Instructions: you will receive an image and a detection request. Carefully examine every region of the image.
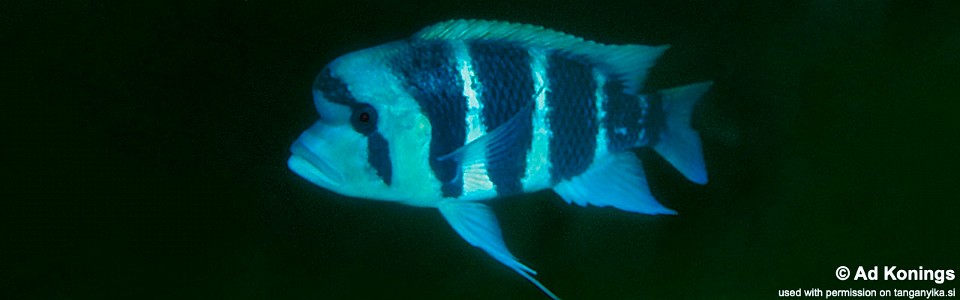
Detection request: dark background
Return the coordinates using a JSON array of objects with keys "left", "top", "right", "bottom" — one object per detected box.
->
[{"left": 6, "top": 0, "right": 959, "bottom": 298}]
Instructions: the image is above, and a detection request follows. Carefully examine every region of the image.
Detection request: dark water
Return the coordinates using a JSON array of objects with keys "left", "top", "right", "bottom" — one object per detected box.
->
[{"left": 7, "top": 0, "right": 959, "bottom": 299}]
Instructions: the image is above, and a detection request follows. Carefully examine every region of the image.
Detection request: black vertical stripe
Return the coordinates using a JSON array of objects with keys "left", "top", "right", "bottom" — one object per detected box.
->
[
  {"left": 469, "top": 41, "right": 533, "bottom": 197},
  {"left": 313, "top": 67, "right": 359, "bottom": 106},
  {"left": 367, "top": 132, "right": 392, "bottom": 185},
  {"left": 604, "top": 81, "right": 663, "bottom": 151},
  {"left": 604, "top": 80, "right": 644, "bottom": 151},
  {"left": 644, "top": 93, "right": 665, "bottom": 146},
  {"left": 391, "top": 41, "right": 465, "bottom": 198},
  {"left": 546, "top": 53, "right": 597, "bottom": 182},
  {"left": 315, "top": 68, "right": 379, "bottom": 135}
]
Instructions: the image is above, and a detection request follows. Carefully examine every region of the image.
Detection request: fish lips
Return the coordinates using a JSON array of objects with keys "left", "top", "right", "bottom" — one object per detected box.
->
[{"left": 288, "top": 139, "right": 345, "bottom": 188}]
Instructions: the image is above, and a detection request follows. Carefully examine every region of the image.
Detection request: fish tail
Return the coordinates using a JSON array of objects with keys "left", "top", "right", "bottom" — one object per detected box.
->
[{"left": 651, "top": 82, "right": 712, "bottom": 184}]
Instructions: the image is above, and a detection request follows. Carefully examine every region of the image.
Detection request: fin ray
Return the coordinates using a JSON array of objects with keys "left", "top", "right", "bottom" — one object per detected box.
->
[
  {"left": 553, "top": 153, "right": 676, "bottom": 215},
  {"left": 438, "top": 201, "right": 559, "bottom": 299},
  {"left": 652, "top": 82, "right": 712, "bottom": 184}
]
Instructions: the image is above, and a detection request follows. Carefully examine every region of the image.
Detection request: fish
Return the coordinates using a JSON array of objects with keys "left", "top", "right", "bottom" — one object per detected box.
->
[{"left": 288, "top": 19, "right": 711, "bottom": 299}]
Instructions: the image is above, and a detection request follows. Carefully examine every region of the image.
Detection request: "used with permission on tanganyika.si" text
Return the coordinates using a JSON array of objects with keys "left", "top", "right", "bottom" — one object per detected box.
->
[{"left": 779, "top": 288, "right": 955, "bottom": 299}]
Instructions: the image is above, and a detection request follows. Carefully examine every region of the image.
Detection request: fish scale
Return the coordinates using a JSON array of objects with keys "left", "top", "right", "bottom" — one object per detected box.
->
[
  {"left": 604, "top": 79, "right": 650, "bottom": 151},
  {"left": 546, "top": 53, "right": 598, "bottom": 182},
  {"left": 471, "top": 41, "right": 532, "bottom": 127},
  {"left": 469, "top": 40, "right": 534, "bottom": 197}
]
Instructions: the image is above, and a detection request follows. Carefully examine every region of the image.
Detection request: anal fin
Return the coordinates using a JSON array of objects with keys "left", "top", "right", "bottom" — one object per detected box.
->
[
  {"left": 438, "top": 201, "right": 559, "bottom": 299},
  {"left": 553, "top": 153, "right": 676, "bottom": 215}
]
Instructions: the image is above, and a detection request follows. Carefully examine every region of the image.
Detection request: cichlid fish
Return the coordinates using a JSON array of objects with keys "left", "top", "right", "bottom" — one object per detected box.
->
[{"left": 288, "top": 19, "right": 710, "bottom": 299}]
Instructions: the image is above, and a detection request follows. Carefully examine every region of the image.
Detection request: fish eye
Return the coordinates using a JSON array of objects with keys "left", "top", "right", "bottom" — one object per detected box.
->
[{"left": 351, "top": 103, "right": 378, "bottom": 135}]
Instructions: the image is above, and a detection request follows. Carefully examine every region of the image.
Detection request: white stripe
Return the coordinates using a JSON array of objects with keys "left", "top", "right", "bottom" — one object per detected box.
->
[
  {"left": 452, "top": 41, "right": 496, "bottom": 199},
  {"left": 593, "top": 70, "right": 608, "bottom": 160},
  {"left": 521, "top": 49, "right": 553, "bottom": 192},
  {"left": 454, "top": 41, "right": 486, "bottom": 143}
]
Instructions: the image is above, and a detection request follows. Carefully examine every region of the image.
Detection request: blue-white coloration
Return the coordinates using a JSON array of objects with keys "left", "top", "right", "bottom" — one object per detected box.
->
[{"left": 288, "top": 19, "right": 711, "bottom": 299}]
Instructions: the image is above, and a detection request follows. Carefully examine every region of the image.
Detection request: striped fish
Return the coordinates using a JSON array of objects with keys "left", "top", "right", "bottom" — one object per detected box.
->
[{"left": 288, "top": 19, "right": 711, "bottom": 299}]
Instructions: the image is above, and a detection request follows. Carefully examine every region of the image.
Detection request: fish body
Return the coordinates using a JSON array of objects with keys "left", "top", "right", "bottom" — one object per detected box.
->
[{"left": 288, "top": 20, "right": 710, "bottom": 299}]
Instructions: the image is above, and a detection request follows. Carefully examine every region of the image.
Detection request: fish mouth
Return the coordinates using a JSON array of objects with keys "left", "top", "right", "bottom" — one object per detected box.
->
[{"left": 288, "top": 141, "right": 344, "bottom": 187}]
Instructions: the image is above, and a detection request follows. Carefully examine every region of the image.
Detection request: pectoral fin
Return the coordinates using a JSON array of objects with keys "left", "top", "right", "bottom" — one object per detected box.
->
[
  {"left": 437, "top": 98, "right": 535, "bottom": 168},
  {"left": 438, "top": 201, "right": 559, "bottom": 300}
]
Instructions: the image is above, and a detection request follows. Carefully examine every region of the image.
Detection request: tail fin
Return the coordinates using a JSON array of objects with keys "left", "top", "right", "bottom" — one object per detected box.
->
[{"left": 652, "top": 82, "right": 712, "bottom": 184}]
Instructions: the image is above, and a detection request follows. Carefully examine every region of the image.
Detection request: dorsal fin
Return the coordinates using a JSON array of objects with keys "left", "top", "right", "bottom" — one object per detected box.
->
[{"left": 414, "top": 19, "right": 669, "bottom": 94}]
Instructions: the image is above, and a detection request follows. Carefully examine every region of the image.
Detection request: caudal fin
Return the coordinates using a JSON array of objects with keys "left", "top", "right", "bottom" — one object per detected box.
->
[{"left": 652, "top": 82, "right": 712, "bottom": 184}]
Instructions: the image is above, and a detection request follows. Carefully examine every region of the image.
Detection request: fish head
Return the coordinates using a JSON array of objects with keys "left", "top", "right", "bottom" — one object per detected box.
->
[{"left": 289, "top": 44, "right": 441, "bottom": 204}]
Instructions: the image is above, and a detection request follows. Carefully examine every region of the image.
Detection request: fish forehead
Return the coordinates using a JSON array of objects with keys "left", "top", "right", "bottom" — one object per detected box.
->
[{"left": 327, "top": 42, "right": 410, "bottom": 106}]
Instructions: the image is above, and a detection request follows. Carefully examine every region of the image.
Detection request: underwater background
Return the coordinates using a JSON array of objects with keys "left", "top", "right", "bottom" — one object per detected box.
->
[{"left": 6, "top": 0, "right": 959, "bottom": 298}]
